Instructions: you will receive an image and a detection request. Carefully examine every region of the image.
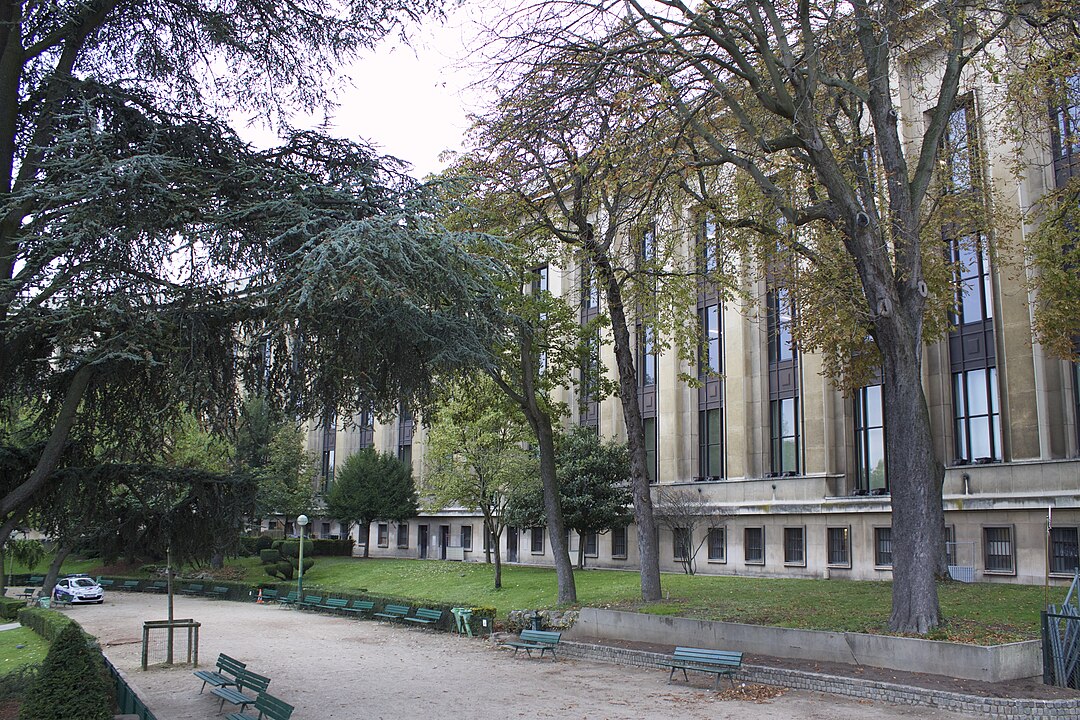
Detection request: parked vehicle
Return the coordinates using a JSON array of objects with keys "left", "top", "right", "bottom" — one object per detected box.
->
[{"left": 53, "top": 575, "right": 104, "bottom": 604}]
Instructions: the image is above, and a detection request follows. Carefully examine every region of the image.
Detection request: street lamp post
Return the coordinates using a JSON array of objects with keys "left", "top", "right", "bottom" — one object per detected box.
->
[{"left": 297, "top": 514, "right": 309, "bottom": 598}]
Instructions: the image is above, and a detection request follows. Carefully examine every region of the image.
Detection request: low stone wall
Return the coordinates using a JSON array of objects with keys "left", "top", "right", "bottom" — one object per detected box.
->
[
  {"left": 558, "top": 640, "right": 1080, "bottom": 719},
  {"left": 567, "top": 607, "right": 1042, "bottom": 682}
]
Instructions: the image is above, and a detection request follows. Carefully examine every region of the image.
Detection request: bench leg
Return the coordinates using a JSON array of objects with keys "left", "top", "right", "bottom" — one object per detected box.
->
[{"left": 667, "top": 667, "right": 676, "bottom": 684}]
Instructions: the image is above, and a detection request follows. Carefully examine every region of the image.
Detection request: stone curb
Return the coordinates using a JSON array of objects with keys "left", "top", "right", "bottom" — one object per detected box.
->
[{"left": 559, "top": 640, "right": 1080, "bottom": 719}]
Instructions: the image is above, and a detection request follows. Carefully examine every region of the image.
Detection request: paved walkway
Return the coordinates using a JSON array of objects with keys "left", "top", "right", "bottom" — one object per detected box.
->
[{"left": 65, "top": 593, "right": 966, "bottom": 720}]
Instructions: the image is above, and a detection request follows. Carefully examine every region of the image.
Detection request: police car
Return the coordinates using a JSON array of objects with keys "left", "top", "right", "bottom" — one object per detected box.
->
[{"left": 52, "top": 574, "right": 104, "bottom": 604}]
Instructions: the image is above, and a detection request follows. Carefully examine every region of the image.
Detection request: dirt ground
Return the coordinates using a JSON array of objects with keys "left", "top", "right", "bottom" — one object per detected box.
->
[{"left": 55, "top": 592, "right": 980, "bottom": 720}]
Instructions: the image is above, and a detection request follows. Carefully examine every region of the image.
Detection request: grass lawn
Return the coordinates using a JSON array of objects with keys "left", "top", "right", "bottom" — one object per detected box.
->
[
  {"left": 217, "top": 555, "right": 1055, "bottom": 644},
  {"left": 0, "top": 627, "right": 47, "bottom": 675}
]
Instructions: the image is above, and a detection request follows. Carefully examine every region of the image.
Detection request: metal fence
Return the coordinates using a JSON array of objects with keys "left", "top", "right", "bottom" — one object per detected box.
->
[
  {"left": 1042, "top": 571, "right": 1080, "bottom": 690},
  {"left": 104, "top": 656, "right": 158, "bottom": 720}
]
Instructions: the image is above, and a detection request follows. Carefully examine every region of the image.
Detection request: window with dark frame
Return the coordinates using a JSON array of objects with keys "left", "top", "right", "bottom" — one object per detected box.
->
[
  {"left": 945, "top": 525, "right": 957, "bottom": 566},
  {"left": 643, "top": 417, "right": 658, "bottom": 484},
  {"left": 744, "top": 527, "right": 765, "bottom": 565},
  {"left": 707, "top": 527, "right": 726, "bottom": 561},
  {"left": 767, "top": 287, "right": 800, "bottom": 475},
  {"left": 396, "top": 523, "right": 409, "bottom": 549},
  {"left": 460, "top": 525, "right": 472, "bottom": 551},
  {"left": 531, "top": 527, "right": 545, "bottom": 554},
  {"left": 854, "top": 383, "right": 887, "bottom": 492},
  {"left": 942, "top": 100, "right": 980, "bottom": 193},
  {"left": 874, "top": 527, "right": 893, "bottom": 567},
  {"left": 699, "top": 408, "right": 723, "bottom": 480},
  {"left": 1051, "top": 527, "right": 1079, "bottom": 575},
  {"left": 377, "top": 523, "right": 389, "bottom": 548},
  {"left": 827, "top": 527, "right": 850, "bottom": 567},
  {"left": 611, "top": 526, "right": 628, "bottom": 558},
  {"left": 783, "top": 527, "right": 805, "bottom": 566},
  {"left": 983, "top": 526, "right": 1015, "bottom": 574},
  {"left": 584, "top": 532, "right": 598, "bottom": 558},
  {"left": 673, "top": 527, "right": 691, "bottom": 561}
]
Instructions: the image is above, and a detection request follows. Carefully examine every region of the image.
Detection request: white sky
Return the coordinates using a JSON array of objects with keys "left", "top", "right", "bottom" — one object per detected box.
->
[{"left": 244, "top": 5, "right": 492, "bottom": 179}]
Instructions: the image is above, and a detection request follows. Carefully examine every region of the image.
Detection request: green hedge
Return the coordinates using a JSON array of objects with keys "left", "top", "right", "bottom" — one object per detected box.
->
[
  {"left": 17, "top": 607, "right": 81, "bottom": 642},
  {"left": 18, "top": 622, "right": 112, "bottom": 720},
  {"left": 0, "top": 597, "right": 25, "bottom": 620},
  {"left": 309, "top": 538, "right": 353, "bottom": 556}
]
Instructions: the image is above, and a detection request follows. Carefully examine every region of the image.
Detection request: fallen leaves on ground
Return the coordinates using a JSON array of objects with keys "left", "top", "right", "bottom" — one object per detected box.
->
[{"left": 714, "top": 683, "right": 788, "bottom": 703}]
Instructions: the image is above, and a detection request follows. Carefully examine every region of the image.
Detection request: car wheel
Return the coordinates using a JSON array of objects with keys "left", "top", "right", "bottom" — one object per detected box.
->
[{"left": 95, "top": 600, "right": 104, "bottom": 604}]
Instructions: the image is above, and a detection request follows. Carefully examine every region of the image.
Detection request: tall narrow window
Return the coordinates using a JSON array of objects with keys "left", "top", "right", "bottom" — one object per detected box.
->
[
  {"left": 827, "top": 527, "right": 850, "bottom": 567},
  {"left": 397, "top": 404, "right": 414, "bottom": 473},
  {"left": 319, "top": 412, "right": 336, "bottom": 494},
  {"left": 611, "top": 526, "right": 628, "bottom": 559},
  {"left": 377, "top": 524, "right": 389, "bottom": 547},
  {"left": 949, "top": 236, "right": 1000, "bottom": 463},
  {"left": 767, "top": 287, "right": 800, "bottom": 475},
  {"left": 584, "top": 532, "right": 598, "bottom": 558},
  {"left": 1050, "top": 74, "right": 1080, "bottom": 184},
  {"left": 942, "top": 101, "right": 979, "bottom": 192},
  {"left": 707, "top": 527, "right": 726, "bottom": 561},
  {"left": 530, "top": 527, "right": 544, "bottom": 554},
  {"left": 531, "top": 265, "right": 549, "bottom": 294},
  {"left": 637, "top": 325, "right": 656, "bottom": 388},
  {"left": 579, "top": 257, "right": 600, "bottom": 431},
  {"left": 460, "top": 525, "right": 473, "bottom": 551},
  {"left": 673, "top": 528, "right": 691, "bottom": 561},
  {"left": 396, "top": 524, "right": 409, "bottom": 549},
  {"left": 983, "top": 526, "right": 1015, "bottom": 574},
  {"left": 744, "top": 527, "right": 765, "bottom": 564},
  {"left": 854, "top": 383, "right": 887, "bottom": 492},
  {"left": 357, "top": 407, "right": 374, "bottom": 450},
  {"left": 643, "top": 417, "right": 658, "bottom": 484},
  {"left": 701, "top": 213, "right": 721, "bottom": 274},
  {"left": 1051, "top": 527, "right": 1080, "bottom": 575},
  {"left": 700, "top": 304, "right": 722, "bottom": 377},
  {"left": 783, "top": 527, "right": 805, "bottom": 566},
  {"left": 874, "top": 527, "right": 893, "bottom": 567},
  {"left": 699, "top": 408, "right": 723, "bottom": 480}
]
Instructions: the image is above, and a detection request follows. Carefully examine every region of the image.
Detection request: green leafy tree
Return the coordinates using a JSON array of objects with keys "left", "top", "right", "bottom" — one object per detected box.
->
[
  {"left": 424, "top": 375, "right": 540, "bottom": 589},
  {"left": 253, "top": 425, "right": 317, "bottom": 531},
  {"left": 19, "top": 623, "right": 112, "bottom": 720},
  {"left": 326, "top": 449, "right": 418, "bottom": 558},
  {"left": 0, "top": 0, "right": 500, "bottom": 566},
  {"left": 557, "top": 426, "right": 633, "bottom": 569}
]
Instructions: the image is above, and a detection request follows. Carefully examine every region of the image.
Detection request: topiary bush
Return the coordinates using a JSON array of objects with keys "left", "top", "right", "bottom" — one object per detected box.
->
[
  {"left": 259, "top": 549, "right": 279, "bottom": 565},
  {"left": 18, "top": 622, "right": 112, "bottom": 720},
  {"left": 0, "top": 597, "right": 25, "bottom": 620},
  {"left": 17, "top": 607, "right": 79, "bottom": 642},
  {"left": 261, "top": 540, "right": 313, "bottom": 582},
  {"left": 255, "top": 534, "right": 274, "bottom": 552}
]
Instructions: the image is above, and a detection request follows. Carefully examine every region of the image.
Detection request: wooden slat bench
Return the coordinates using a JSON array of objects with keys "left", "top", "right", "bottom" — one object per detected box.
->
[
  {"left": 260, "top": 588, "right": 279, "bottom": 603},
  {"left": 97, "top": 578, "right": 115, "bottom": 589},
  {"left": 179, "top": 583, "right": 204, "bottom": 595},
  {"left": 194, "top": 653, "right": 246, "bottom": 694},
  {"left": 212, "top": 668, "right": 270, "bottom": 713},
  {"left": 298, "top": 594, "right": 323, "bottom": 609},
  {"left": 120, "top": 580, "right": 140, "bottom": 591},
  {"left": 277, "top": 591, "right": 299, "bottom": 606},
  {"left": 343, "top": 599, "right": 375, "bottom": 616},
  {"left": 319, "top": 597, "right": 349, "bottom": 612},
  {"left": 501, "top": 630, "right": 562, "bottom": 660},
  {"left": 144, "top": 580, "right": 167, "bottom": 593},
  {"left": 659, "top": 647, "right": 743, "bottom": 690},
  {"left": 225, "top": 691, "right": 293, "bottom": 720},
  {"left": 373, "top": 604, "right": 410, "bottom": 622},
  {"left": 28, "top": 575, "right": 44, "bottom": 585},
  {"left": 207, "top": 586, "right": 230, "bottom": 600},
  {"left": 403, "top": 608, "right": 443, "bottom": 627}
]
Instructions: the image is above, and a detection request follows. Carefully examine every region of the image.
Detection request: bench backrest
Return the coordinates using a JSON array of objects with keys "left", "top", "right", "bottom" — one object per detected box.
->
[
  {"left": 519, "top": 630, "right": 562, "bottom": 644},
  {"left": 282, "top": 591, "right": 299, "bottom": 602},
  {"left": 261, "top": 589, "right": 279, "bottom": 599},
  {"left": 98, "top": 578, "right": 115, "bottom": 587},
  {"left": 671, "top": 647, "right": 742, "bottom": 667},
  {"left": 253, "top": 692, "right": 294, "bottom": 720},
  {"left": 236, "top": 669, "right": 271, "bottom": 694},
  {"left": 382, "top": 604, "right": 410, "bottom": 616},
  {"left": 324, "top": 598, "right": 348, "bottom": 608},
  {"left": 216, "top": 654, "right": 246, "bottom": 679},
  {"left": 303, "top": 594, "right": 323, "bottom": 604},
  {"left": 122, "top": 580, "right": 140, "bottom": 589},
  {"left": 351, "top": 600, "right": 375, "bottom": 611},
  {"left": 186, "top": 584, "right": 204, "bottom": 592},
  {"left": 29, "top": 576, "right": 43, "bottom": 584},
  {"left": 211, "top": 586, "right": 228, "bottom": 594},
  {"left": 415, "top": 608, "right": 443, "bottom": 622}
]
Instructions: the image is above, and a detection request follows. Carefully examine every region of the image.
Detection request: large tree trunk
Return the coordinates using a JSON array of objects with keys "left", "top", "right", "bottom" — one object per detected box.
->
[
  {"left": 492, "top": 528, "right": 503, "bottom": 589},
  {"left": 527, "top": 404, "right": 577, "bottom": 603},
  {"left": 593, "top": 251, "right": 662, "bottom": 602},
  {"left": 361, "top": 521, "right": 371, "bottom": 558},
  {"left": 42, "top": 543, "right": 73, "bottom": 600},
  {"left": 880, "top": 316, "right": 944, "bottom": 633}
]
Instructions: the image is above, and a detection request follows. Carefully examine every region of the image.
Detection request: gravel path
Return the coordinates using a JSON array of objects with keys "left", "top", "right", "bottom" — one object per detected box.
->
[{"left": 66, "top": 592, "right": 965, "bottom": 720}]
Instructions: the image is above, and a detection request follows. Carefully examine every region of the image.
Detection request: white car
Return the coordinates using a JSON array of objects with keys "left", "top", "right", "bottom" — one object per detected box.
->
[{"left": 53, "top": 575, "right": 104, "bottom": 604}]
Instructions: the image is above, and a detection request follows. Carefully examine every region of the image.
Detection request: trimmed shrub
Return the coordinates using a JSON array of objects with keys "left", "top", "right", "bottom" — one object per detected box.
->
[
  {"left": 259, "top": 549, "right": 279, "bottom": 565},
  {"left": 310, "top": 538, "right": 354, "bottom": 556},
  {"left": 0, "top": 597, "right": 25, "bottom": 620},
  {"left": 17, "top": 607, "right": 79, "bottom": 642},
  {"left": 254, "top": 534, "right": 274, "bottom": 552},
  {"left": 18, "top": 622, "right": 112, "bottom": 720}
]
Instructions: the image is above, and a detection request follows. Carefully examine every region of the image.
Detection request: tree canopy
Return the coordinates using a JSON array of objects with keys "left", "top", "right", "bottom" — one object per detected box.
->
[{"left": 326, "top": 448, "right": 418, "bottom": 558}]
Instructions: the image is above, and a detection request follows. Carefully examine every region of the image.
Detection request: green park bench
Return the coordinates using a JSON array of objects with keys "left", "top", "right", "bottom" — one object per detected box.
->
[
  {"left": 28, "top": 575, "right": 44, "bottom": 585},
  {"left": 96, "top": 578, "right": 114, "bottom": 589},
  {"left": 372, "top": 604, "right": 410, "bottom": 622},
  {"left": 277, "top": 591, "right": 299, "bottom": 606},
  {"left": 403, "top": 608, "right": 443, "bottom": 627},
  {"left": 225, "top": 691, "right": 293, "bottom": 720},
  {"left": 120, "top": 580, "right": 140, "bottom": 591},
  {"left": 212, "top": 668, "right": 270, "bottom": 714},
  {"left": 194, "top": 653, "right": 246, "bottom": 694},
  {"left": 259, "top": 588, "right": 279, "bottom": 603},
  {"left": 659, "top": 647, "right": 743, "bottom": 691},
  {"left": 319, "top": 597, "right": 349, "bottom": 612},
  {"left": 343, "top": 599, "right": 375, "bottom": 616},
  {"left": 298, "top": 594, "right": 323, "bottom": 609},
  {"left": 144, "top": 580, "right": 167, "bottom": 593},
  {"left": 207, "top": 586, "right": 230, "bottom": 600},
  {"left": 179, "top": 583, "right": 204, "bottom": 595},
  {"left": 501, "top": 630, "right": 562, "bottom": 661}
]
